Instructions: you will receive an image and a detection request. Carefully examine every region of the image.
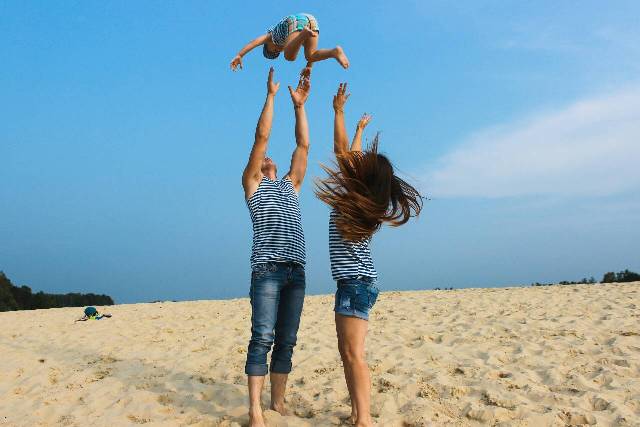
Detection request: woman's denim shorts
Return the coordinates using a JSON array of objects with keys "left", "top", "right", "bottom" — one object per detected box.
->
[{"left": 334, "top": 276, "right": 379, "bottom": 321}]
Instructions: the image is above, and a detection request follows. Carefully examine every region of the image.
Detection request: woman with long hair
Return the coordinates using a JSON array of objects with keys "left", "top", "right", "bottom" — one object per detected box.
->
[{"left": 315, "top": 83, "right": 423, "bottom": 426}]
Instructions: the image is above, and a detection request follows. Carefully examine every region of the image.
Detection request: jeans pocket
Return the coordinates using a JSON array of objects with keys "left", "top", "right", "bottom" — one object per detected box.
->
[{"left": 252, "top": 264, "right": 269, "bottom": 281}]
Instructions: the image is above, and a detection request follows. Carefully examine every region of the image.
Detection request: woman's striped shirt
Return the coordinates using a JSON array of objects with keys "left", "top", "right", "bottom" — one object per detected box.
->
[
  {"left": 329, "top": 209, "right": 377, "bottom": 280},
  {"left": 247, "top": 176, "right": 305, "bottom": 268}
]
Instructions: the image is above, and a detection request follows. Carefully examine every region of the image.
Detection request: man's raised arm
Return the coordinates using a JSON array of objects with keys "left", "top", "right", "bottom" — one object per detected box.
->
[
  {"left": 285, "top": 71, "right": 312, "bottom": 193},
  {"left": 242, "top": 67, "right": 280, "bottom": 200}
]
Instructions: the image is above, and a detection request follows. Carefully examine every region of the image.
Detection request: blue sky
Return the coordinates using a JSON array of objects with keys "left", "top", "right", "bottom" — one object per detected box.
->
[{"left": 2, "top": 1, "right": 639, "bottom": 303}]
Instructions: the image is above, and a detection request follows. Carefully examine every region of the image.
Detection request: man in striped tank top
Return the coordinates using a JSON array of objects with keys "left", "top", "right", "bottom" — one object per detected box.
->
[{"left": 241, "top": 67, "right": 311, "bottom": 427}]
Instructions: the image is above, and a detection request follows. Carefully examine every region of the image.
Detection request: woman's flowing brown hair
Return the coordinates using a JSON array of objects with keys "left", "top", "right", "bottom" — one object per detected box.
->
[{"left": 315, "top": 135, "right": 423, "bottom": 241}]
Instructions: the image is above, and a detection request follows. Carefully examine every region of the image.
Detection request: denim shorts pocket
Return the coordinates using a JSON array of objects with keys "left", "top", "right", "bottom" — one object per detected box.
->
[
  {"left": 367, "top": 285, "right": 379, "bottom": 309},
  {"left": 353, "top": 286, "right": 370, "bottom": 312}
]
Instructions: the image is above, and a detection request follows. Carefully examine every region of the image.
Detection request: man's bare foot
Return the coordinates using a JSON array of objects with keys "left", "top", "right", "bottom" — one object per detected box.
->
[
  {"left": 333, "top": 46, "right": 350, "bottom": 69},
  {"left": 270, "top": 401, "right": 289, "bottom": 416},
  {"left": 249, "top": 406, "right": 266, "bottom": 427}
]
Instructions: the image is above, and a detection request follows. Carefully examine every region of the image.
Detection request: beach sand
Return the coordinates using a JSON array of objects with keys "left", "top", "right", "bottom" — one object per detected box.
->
[{"left": 1, "top": 283, "right": 639, "bottom": 426}]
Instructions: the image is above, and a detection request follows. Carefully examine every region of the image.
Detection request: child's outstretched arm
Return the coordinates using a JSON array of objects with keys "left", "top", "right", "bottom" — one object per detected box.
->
[
  {"left": 332, "top": 83, "right": 350, "bottom": 156},
  {"left": 350, "top": 113, "right": 372, "bottom": 153},
  {"left": 230, "top": 34, "right": 271, "bottom": 71}
]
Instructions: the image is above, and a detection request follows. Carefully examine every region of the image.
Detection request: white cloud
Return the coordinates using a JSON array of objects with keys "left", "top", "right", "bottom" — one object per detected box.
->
[{"left": 426, "top": 86, "right": 640, "bottom": 198}]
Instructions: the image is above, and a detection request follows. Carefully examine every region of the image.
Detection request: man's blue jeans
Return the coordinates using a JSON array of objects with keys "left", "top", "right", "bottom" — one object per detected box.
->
[{"left": 245, "top": 261, "right": 306, "bottom": 376}]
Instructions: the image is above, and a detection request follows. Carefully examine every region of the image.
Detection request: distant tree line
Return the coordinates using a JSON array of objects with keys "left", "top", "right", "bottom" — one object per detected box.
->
[
  {"left": 531, "top": 269, "right": 640, "bottom": 287},
  {"left": 601, "top": 269, "right": 640, "bottom": 283},
  {"left": 0, "top": 271, "right": 114, "bottom": 312}
]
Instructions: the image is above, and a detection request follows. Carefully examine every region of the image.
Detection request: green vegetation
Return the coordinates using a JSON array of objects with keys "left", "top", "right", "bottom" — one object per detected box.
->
[
  {"left": 531, "top": 269, "right": 640, "bottom": 287},
  {"left": 601, "top": 269, "right": 640, "bottom": 283},
  {"left": 0, "top": 271, "right": 114, "bottom": 312}
]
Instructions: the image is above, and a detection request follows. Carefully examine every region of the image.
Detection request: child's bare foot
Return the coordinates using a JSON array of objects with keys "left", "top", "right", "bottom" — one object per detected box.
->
[
  {"left": 333, "top": 46, "right": 350, "bottom": 69},
  {"left": 270, "top": 401, "right": 289, "bottom": 416},
  {"left": 249, "top": 406, "right": 266, "bottom": 427}
]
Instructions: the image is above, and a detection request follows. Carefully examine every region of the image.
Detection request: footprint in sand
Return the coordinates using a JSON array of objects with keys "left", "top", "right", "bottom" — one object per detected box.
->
[
  {"left": 127, "top": 414, "right": 151, "bottom": 424},
  {"left": 287, "top": 392, "right": 315, "bottom": 418},
  {"left": 590, "top": 396, "right": 610, "bottom": 411},
  {"left": 558, "top": 411, "right": 597, "bottom": 425},
  {"left": 482, "top": 390, "right": 518, "bottom": 410},
  {"left": 376, "top": 376, "right": 400, "bottom": 393}
]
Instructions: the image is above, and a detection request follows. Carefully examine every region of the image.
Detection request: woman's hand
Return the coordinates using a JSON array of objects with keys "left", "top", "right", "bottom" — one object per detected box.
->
[
  {"left": 357, "top": 113, "right": 372, "bottom": 129},
  {"left": 267, "top": 67, "right": 280, "bottom": 95},
  {"left": 333, "top": 82, "right": 350, "bottom": 112},
  {"left": 230, "top": 55, "right": 243, "bottom": 71}
]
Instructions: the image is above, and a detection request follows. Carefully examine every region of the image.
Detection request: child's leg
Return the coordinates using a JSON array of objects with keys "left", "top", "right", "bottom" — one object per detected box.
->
[
  {"left": 282, "top": 28, "right": 314, "bottom": 61},
  {"left": 305, "top": 42, "right": 350, "bottom": 69}
]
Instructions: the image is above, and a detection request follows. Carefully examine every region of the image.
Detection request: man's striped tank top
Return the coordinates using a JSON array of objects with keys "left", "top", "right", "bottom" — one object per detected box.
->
[{"left": 247, "top": 176, "right": 305, "bottom": 268}]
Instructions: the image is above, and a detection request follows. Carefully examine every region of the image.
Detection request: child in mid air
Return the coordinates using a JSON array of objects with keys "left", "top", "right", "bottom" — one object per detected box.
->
[{"left": 230, "top": 13, "right": 349, "bottom": 72}]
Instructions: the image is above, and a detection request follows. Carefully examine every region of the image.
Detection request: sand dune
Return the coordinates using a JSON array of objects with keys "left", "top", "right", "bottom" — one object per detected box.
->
[{"left": 1, "top": 283, "right": 639, "bottom": 426}]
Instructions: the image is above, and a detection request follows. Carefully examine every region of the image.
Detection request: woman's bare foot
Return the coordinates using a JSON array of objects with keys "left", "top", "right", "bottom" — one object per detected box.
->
[
  {"left": 333, "top": 46, "right": 350, "bottom": 69},
  {"left": 270, "top": 401, "right": 289, "bottom": 416},
  {"left": 249, "top": 406, "right": 266, "bottom": 427},
  {"left": 339, "top": 410, "right": 358, "bottom": 425},
  {"left": 354, "top": 413, "right": 373, "bottom": 427}
]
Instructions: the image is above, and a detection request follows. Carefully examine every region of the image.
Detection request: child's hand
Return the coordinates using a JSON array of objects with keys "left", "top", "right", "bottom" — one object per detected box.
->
[
  {"left": 289, "top": 72, "right": 312, "bottom": 107},
  {"left": 230, "top": 55, "right": 243, "bottom": 71},
  {"left": 357, "top": 113, "right": 372, "bottom": 129},
  {"left": 267, "top": 67, "right": 280, "bottom": 95},
  {"left": 333, "top": 83, "right": 350, "bottom": 111}
]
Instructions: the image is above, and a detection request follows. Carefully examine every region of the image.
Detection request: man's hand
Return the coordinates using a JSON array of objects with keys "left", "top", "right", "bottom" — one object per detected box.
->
[
  {"left": 333, "top": 82, "right": 350, "bottom": 112},
  {"left": 230, "top": 55, "right": 243, "bottom": 71},
  {"left": 357, "top": 113, "right": 372, "bottom": 130},
  {"left": 267, "top": 67, "right": 280, "bottom": 95},
  {"left": 288, "top": 71, "right": 311, "bottom": 107}
]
